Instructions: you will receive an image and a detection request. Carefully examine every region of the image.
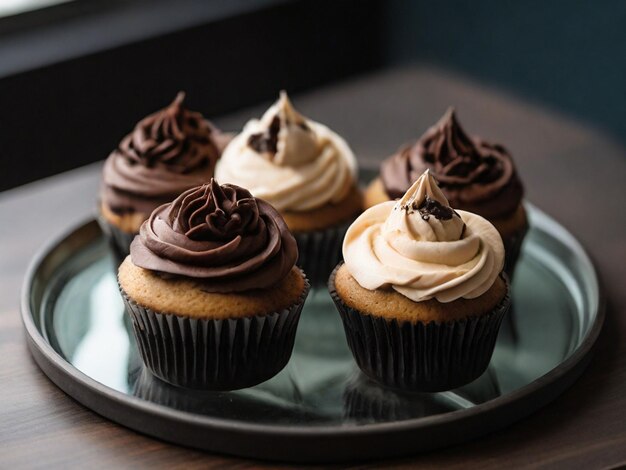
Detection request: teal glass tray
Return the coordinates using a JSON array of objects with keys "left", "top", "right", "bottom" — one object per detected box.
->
[{"left": 22, "top": 202, "right": 603, "bottom": 462}]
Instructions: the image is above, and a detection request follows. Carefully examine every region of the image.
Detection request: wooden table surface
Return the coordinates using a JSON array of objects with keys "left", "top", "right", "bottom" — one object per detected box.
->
[{"left": 1, "top": 66, "right": 625, "bottom": 469}]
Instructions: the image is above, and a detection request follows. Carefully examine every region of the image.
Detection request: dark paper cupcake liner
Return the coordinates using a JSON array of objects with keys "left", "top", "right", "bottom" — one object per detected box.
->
[
  {"left": 502, "top": 220, "right": 529, "bottom": 280},
  {"left": 97, "top": 215, "right": 137, "bottom": 263},
  {"left": 329, "top": 265, "right": 511, "bottom": 392},
  {"left": 120, "top": 272, "right": 310, "bottom": 390},
  {"left": 293, "top": 220, "right": 351, "bottom": 287}
]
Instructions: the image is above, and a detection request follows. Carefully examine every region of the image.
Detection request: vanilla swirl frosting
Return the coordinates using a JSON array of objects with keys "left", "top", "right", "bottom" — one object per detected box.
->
[
  {"left": 380, "top": 108, "right": 523, "bottom": 219},
  {"left": 130, "top": 180, "right": 298, "bottom": 293},
  {"left": 343, "top": 170, "right": 504, "bottom": 303},
  {"left": 215, "top": 91, "right": 357, "bottom": 212},
  {"left": 102, "top": 92, "right": 228, "bottom": 216}
]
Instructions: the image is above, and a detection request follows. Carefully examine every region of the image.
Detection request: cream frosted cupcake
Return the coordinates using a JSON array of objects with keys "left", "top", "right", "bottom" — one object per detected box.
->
[
  {"left": 330, "top": 170, "right": 510, "bottom": 392},
  {"left": 365, "top": 108, "right": 527, "bottom": 278},
  {"left": 100, "top": 92, "right": 230, "bottom": 260},
  {"left": 119, "top": 179, "right": 309, "bottom": 390},
  {"left": 216, "top": 91, "right": 362, "bottom": 285}
]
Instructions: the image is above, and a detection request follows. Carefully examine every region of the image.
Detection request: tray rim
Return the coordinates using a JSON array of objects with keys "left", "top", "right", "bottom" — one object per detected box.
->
[{"left": 20, "top": 203, "right": 605, "bottom": 462}]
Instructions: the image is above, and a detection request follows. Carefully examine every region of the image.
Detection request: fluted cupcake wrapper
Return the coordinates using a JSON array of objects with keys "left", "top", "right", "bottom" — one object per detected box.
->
[
  {"left": 98, "top": 216, "right": 136, "bottom": 263},
  {"left": 293, "top": 220, "right": 351, "bottom": 287},
  {"left": 119, "top": 274, "right": 310, "bottom": 390},
  {"left": 502, "top": 221, "right": 529, "bottom": 280},
  {"left": 329, "top": 265, "right": 511, "bottom": 392}
]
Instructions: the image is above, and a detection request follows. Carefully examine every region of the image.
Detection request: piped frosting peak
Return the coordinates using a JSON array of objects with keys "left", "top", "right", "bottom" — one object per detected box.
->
[
  {"left": 120, "top": 91, "right": 219, "bottom": 173},
  {"left": 216, "top": 91, "right": 357, "bottom": 212},
  {"left": 101, "top": 92, "right": 228, "bottom": 216},
  {"left": 248, "top": 91, "right": 319, "bottom": 167},
  {"left": 380, "top": 107, "right": 523, "bottom": 219},
  {"left": 384, "top": 170, "right": 465, "bottom": 243},
  {"left": 130, "top": 179, "right": 298, "bottom": 293},
  {"left": 343, "top": 170, "right": 504, "bottom": 303}
]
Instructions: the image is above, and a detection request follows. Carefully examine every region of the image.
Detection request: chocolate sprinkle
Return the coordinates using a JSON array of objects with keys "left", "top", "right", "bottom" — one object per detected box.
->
[
  {"left": 415, "top": 196, "right": 455, "bottom": 220},
  {"left": 248, "top": 115, "right": 281, "bottom": 155}
]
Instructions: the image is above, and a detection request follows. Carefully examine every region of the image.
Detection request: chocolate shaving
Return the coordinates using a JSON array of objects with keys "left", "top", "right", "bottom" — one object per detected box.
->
[
  {"left": 248, "top": 115, "right": 281, "bottom": 155},
  {"left": 415, "top": 196, "right": 455, "bottom": 221}
]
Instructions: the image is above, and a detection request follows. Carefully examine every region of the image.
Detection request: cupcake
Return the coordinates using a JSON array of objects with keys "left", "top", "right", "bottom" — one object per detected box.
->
[
  {"left": 100, "top": 92, "right": 230, "bottom": 260},
  {"left": 365, "top": 108, "right": 527, "bottom": 278},
  {"left": 118, "top": 179, "right": 309, "bottom": 390},
  {"left": 216, "top": 91, "right": 362, "bottom": 286},
  {"left": 331, "top": 170, "right": 510, "bottom": 392}
]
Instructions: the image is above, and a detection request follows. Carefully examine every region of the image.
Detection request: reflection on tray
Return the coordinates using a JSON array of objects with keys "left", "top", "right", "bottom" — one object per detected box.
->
[
  {"left": 61, "top": 271, "right": 130, "bottom": 392},
  {"left": 343, "top": 368, "right": 501, "bottom": 424},
  {"left": 132, "top": 368, "right": 338, "bottom": 424},
  {"left": 27, "top": 203, "right": 598, "bottom": 457},
  {"left": 46, "top": 225, "right": 587, "bottom": 429},
  {"left": 131, "top": 361, "right": 500, "bottom": 426}
]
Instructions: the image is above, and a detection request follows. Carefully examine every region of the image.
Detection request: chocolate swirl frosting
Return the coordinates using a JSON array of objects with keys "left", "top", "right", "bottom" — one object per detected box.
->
[
  {"left": 380, "top": 108, "right": 523, "bottom": 219},
  {"left": 101, "top": 92, "right": 228, "bottom": 216},
  {"left": 130, "top": 180, "right": 298, "bottom": 293}
]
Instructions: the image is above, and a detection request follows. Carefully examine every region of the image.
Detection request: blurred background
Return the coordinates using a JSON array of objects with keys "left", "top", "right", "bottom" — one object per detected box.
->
[{"left": 0, "top": 0, "right": 624, "bottom": 191}]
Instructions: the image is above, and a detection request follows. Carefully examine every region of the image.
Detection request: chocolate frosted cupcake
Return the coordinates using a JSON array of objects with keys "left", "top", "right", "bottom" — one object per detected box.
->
[
  {"left": 331, "top": 170, "right": 510, "bottom": 392},
  {"left": 365, "top": 108, "right": 527, "bottom": 277},
  {"left": 118, "top": 179, "right": 309, "bottom": 390},
  {"left": 100, "top": 92, "right": 230, "bottom": 260},
  {"left": 216, "top": 91, "right": 362, "bottom": 286}
]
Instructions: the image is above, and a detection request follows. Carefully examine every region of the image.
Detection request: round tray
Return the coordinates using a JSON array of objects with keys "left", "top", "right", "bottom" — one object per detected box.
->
[{"left": 21, "top": 203, "right": 603, "bottom": 463}]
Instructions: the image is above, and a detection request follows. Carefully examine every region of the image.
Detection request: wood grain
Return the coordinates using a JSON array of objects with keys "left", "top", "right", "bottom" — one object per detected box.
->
[{"left": 1, "top": 66, "right": 625, "bottom": 468}]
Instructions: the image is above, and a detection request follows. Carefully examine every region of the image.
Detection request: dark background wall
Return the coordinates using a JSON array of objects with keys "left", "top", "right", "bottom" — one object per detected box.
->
[
  {"left": 384, "top": 0, "right": 626, "bottom": 142},
  {"left": 0, "top": 0, "right": 623, "bottom": 192},
  {"left": 0, "top": 0, "right": 382, "bottom": 191}
]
